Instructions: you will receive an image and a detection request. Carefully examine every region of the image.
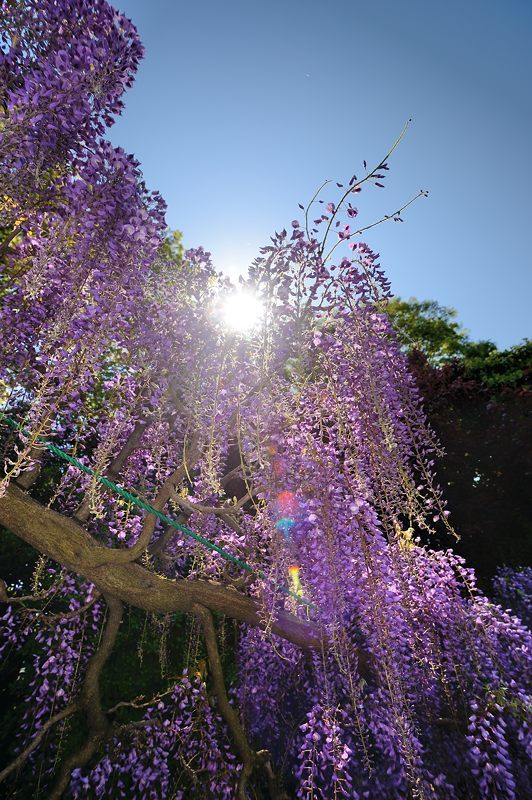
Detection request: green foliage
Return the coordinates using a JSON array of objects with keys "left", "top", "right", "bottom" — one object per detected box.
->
[
  {"left": 462, "top": 339, "right": 532, "bottom": 391},
  {"left": 386, "top": 297, "right": 469, "bottom": 363},
  {"left": 387, "top": 297, "right": 531, "bottom": 393},
  {"left": 427, "top": 393, "right": 532, "bottom": 584},
  {"left": 390, "top": 299, "right": 532, "bottom": 581},
  {"left": 157, "top": 229, "right": 184, "bottom": 270}
]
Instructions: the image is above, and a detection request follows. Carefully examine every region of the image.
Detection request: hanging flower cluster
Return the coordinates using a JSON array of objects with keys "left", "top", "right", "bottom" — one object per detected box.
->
[
  {"left": 0, "top": 0, "right": 166, "bottom": 491},
  {"left": 0, "top": 3, "right": 530, "bottom": 799},
  {"left": 493, "top": 566, "right": 532, "bottom": 629},
  {"left": 69, "top": 672, "right": 240, "bottom": 799}
]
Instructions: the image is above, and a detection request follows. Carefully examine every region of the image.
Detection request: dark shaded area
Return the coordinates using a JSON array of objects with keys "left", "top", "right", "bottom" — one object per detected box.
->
[
  {"left": 408, "top": 347, "right": 532, "bottom": 587},
  {"left": 387, "top": 297, "right": 531, "bottom": 585},
  {"left": 0, "top": 530, "right": 197, "bottom": 798}
]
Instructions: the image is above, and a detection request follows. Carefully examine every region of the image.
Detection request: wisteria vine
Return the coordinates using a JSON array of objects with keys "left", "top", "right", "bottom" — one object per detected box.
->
[{"left": 0, "top": 2, "right": 530, "bottom": 799}]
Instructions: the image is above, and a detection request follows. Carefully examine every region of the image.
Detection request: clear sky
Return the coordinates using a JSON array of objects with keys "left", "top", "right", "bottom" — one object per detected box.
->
[{"left": 111, "top": 0, "right": 531, "bottom": 348}]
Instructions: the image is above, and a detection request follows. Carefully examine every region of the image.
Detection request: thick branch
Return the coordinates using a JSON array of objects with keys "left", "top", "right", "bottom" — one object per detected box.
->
[
  {"left": 50, "top": 738, "right": 103, "bottom": 800},
  {"left": 0, "top": 224, "right": 23, "bottom": 257},
  {"left": 82, "top": 596, "right": 123, "bottom": 728},
  {"left": 107, "top": 422, "right": 148, "bottom": 480},
  {"left": 0, "top": 483, "right": 322, "bottom": 650},
  {"left": 0, "top": 594, "right": 122, "bottom": 796},
  {"left": 194, "top": 604, "right": 253, "bottom": 762},
  {"left": 16, "top": 442, "right": 47, "bottom": 490},
  {"left": 148, "top": 520, "right": 187, "bottom": 558},
  {"left": 194, "top": 604, "right": 287, "bottom": 800}
]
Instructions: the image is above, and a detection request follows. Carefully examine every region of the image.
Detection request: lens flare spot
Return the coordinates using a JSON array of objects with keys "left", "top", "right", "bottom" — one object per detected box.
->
[
  {"left": 275, "top": 517, "right": 295, "bottom": 539},
  {"left": 277, "top": 490, "right": 298, "bottom": 515},
  {"left": 288, "top": 564, "right": 302, "bottom": 595}
]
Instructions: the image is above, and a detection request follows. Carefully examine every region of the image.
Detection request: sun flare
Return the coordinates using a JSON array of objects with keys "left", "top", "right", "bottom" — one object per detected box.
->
[{"left": 220, "top": 290, "right": 264, "bottom": 334}]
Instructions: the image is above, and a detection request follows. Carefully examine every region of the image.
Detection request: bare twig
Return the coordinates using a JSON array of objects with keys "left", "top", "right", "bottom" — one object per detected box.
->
[
  {"left": 0, "top": 579, "right": 100, "bottom": 619},
  {"left": 322, "top": 189, "right": 427, "bottom": 264},
  {"left": 0, "top": 701, "right": 82, "bottom": 784},
  {"left": 18, "top": 593, "right": 101, "bottom": 626},
  {"left": 106, "top": 686, "right": 176, "bottom": 715},
  {"left": 318, "top": 119, "right": 411, "bottom": 256},
  {"left": 0, "top": 577, "right": 56, "bottom": 604}
]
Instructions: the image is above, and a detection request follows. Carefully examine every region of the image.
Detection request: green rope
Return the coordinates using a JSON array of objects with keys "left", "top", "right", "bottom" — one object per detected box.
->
[{"left": 0, "top": 413, "right": 317, "bottom": 610}]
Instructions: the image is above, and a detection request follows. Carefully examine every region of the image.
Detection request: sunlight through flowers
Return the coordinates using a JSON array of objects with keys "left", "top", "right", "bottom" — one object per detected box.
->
[{"left": 220, "top": 290, "right": 264, "bottom": 334}]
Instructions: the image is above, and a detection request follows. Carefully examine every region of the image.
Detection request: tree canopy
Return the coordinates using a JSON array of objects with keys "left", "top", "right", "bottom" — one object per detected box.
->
[
  {"left": 385, "top": 297, "right": 469, "bottom": 363},
  {"left": 386, "top": 296, "right": 531, "bottom": 390},
  {"left": 0, "top": 3, "right": 530, "bottom": 799}
]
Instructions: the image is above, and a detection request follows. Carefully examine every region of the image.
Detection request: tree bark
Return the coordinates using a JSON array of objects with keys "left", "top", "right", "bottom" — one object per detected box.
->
[{"left": 0, "top": 483, "right": 322, "bottom": 650}]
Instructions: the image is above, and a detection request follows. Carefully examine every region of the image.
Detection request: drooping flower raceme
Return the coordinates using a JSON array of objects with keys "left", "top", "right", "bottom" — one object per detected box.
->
[{"left": 0, "top": 3, "right": 530, "bottom": 799}]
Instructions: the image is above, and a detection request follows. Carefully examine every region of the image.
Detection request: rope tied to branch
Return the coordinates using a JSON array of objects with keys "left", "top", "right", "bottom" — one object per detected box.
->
[{"left": 0, "top": 413, "right": 317, "bottom": 609}]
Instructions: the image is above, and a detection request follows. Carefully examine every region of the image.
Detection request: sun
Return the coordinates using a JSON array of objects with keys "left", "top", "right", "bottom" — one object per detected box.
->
[{"left": 220, "top": 290, "right": 265, "bottom": 334}]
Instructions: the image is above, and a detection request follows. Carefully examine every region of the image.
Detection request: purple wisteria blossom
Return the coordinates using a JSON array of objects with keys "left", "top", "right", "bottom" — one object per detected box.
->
[{"left": 0, "top": 2, "right": 530, "bottom": 799}]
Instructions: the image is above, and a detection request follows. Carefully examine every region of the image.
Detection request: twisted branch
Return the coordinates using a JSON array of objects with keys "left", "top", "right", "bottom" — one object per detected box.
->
[
  {"left": 48, "top": 594, "right": 123, "bottom": 799},
  {"left": 0, "top": 484, "right": 324, "bottom": 650},
  {"left": 83, "top": 433, "right": 203, "bottom": 568},
  {"left": 193, "top": 604, "right": 285, "bottom": 800}
]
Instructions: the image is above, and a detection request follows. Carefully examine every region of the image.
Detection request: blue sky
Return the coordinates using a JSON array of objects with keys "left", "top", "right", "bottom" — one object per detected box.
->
[{"left": 111, "top": 0, "right": 531, "bottom": 348}]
